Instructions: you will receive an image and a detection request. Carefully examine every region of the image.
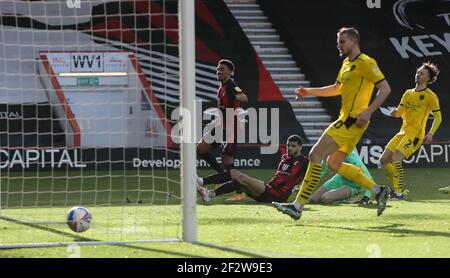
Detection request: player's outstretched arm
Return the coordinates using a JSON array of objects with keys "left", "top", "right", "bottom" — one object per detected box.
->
[{"left": 295, "top": 82, "right": 341, "bottom": 99}]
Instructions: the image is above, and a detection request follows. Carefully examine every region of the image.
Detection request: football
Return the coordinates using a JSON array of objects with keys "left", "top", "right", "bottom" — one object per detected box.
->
[{"left": 66, "top": 207, "right": 92, "bottom": 233}]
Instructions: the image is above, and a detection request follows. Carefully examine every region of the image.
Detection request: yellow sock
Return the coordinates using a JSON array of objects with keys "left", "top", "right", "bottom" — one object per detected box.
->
[
  {"left": 337, "top": 163, "right": 376, "bottom": 190},
  {"left": 295, "top": 162, "right": 322, "bottom": 205},
  {"left": 383, "top": 162, "right": 402, "bottom": 193},
  {"left": 382, "top": 162, "right": 396, "bottom": 188},
  {"left": 393, "top": 161, "right": 404, "bottom": 193}
]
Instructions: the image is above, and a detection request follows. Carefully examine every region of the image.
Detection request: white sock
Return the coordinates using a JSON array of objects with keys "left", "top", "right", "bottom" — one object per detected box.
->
[
  {"left": 293, "top": 201, "right": 303, "bottom": 211},
  {"left": 197, "top": 177, "right": 204, "bottom": 186}
]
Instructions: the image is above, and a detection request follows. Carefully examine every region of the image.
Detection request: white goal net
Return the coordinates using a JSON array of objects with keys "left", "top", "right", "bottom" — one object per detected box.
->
[{"left": 0, "top": 0, "right": 197, "bottom": 248}]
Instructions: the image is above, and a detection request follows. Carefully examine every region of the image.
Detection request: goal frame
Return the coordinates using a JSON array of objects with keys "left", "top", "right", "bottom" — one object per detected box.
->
[{"left": 0, "top": 0, "right": 197, "bottom": 249}]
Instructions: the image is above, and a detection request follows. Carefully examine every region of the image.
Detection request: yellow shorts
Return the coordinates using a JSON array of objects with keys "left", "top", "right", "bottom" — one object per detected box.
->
[
  {"left": 324, "top": 117, "right": 369, "bottom": 154},
  {"left": 385, "top": 132, "right": 422, "bottom": 158}
]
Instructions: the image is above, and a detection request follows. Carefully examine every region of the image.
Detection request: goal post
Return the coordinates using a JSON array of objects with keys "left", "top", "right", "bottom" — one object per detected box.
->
[{"left": 179, "top": 0, "right": 197, "bottom": 243}]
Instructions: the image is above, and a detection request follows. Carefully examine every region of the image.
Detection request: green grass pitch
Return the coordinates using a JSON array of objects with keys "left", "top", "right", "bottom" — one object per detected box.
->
[{"left": 1, "top": 168, "right": 450, "bottom": 258}]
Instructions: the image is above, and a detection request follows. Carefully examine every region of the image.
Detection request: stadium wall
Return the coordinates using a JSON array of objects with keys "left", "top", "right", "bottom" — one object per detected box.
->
[
  {"left": 259, "top": 0, "right": 450, "bottom": 144},
  {"left": 0, "top": 103, "right": 65, "bottom": 148},
  {"left": 2, "top": 144, "right": 449, "bottom": 171}
]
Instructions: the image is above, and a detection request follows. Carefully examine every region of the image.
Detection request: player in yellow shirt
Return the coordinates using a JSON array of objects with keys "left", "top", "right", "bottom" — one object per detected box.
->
[
  {"left": 272, "top": 27, "right": 392, "bottom": 220},
  {"left": 380, "top": 62, "right": 441, "bottom": 200}
]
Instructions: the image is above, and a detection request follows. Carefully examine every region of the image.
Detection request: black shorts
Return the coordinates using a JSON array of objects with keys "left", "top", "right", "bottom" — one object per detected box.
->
[
  {"left": 249, "top": 184, "right": 288, "bottom": 203},
  {"left": 211, "top": 141, "right": 237, "bottom": 156},
  {"left": 201, "top": 127, "right": 237, "bottom": 156}
]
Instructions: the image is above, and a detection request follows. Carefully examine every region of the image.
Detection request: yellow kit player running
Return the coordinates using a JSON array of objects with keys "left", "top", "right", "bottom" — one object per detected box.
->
[
  {"left": 380, "top": 62, "right": 441, "bottom": 200},
  {"left": 272, "top": 27, "right": 392, "bottom": 220}
]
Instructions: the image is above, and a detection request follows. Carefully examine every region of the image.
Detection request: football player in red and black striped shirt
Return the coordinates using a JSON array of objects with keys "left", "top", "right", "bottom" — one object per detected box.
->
[
  {"left": 197, "top": 59, "right": 248, "bottom": 187},
  {"left": 197, "top": 135, "right": 309, "bottom": 203}
]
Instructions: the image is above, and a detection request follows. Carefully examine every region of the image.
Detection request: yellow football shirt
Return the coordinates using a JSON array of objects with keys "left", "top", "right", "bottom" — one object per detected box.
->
[
  {"left": 336, "top": 53, "right": 385, "bottom": 119},
  {"left": 394, "top": 88, "right": 441, "bottom": 137}
]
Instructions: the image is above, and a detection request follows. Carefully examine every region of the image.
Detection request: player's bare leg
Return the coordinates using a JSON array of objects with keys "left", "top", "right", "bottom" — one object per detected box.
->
[
  {"left": 308, "top": 134, "right": 340, "bottom": 163},
  {"left": 380, "top": 149, "right": 394, "bottom": 164},
  {"left": 222, "top": 154, "right": 234, "bottom": 169},
  {"left": 197, "top": 169, "right": 265, "bottom": 203},
  {"left": 327, "top": 150, "right": 347, "bottom": 172},
  {"left": 310, "top": 179, "right": 353, "bottom": 204},
  {"left": 310, "top": 186, "right": 329, "bottom": 203},
  {"left": 318, "top": 187, "right": 352, "bottom": 204},
  {"left": 230, "top": 169, "right": 266, "bottom": 197},
  {"left": 392, "top": 150, "right": 405, "bottom": 162}
]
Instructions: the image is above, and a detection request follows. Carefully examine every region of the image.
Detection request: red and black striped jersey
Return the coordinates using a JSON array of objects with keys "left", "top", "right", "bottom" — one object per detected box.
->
[
  {"left": 218, "top": 78, "right": 241, "bottom": 111},
  {"left": 217, "top": 78, "right": 242, "bottom": 132},
  {"left": 267, "top": 154, "right": 309, "bottom": 198}
]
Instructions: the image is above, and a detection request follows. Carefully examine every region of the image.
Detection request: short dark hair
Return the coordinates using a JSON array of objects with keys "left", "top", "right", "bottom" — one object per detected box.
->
[
  {"left": 421, "top": 61, "right": 439, "bottom": 84},
  {"left": 218, "top": 59, "right": 235, "bottom": 72},
  {"left": 287, "top": 135, "right": 303, "bottom": 146},
  {"left": 337, "top": 27, "right": 360, "bottom": 43}
]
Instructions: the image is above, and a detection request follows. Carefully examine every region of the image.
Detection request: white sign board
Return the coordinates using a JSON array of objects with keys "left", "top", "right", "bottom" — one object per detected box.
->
[{"left": 44, "top": 52, "right": 129, "bottom": 86}]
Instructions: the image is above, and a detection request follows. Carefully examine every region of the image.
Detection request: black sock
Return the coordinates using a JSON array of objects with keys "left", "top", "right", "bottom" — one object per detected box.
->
[
  {"left": 223, "top": 164, "right": 243, "bottom": 193},
  {"left": 214, "top": 180, "right": 242, "bottom": 196},
  {"left": 199, "top": 152, "right": 224, "bottom": 173},
  {"left": 203, "top": 172, "right": 231, "bottom": 185},
  {"left": 203, "top": 163, "right": 235, "bottom": 185}
]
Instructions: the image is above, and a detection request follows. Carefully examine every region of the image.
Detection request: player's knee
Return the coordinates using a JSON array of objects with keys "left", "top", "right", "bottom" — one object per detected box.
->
[
  {"left": 229, "top": 169, "right": 241, "bottom": 180},
  {"left": 224, "top": 162, "right": 235, "bottom": 171},
  {"left": 379, "top": 154, "right": 390, "bottom": 164},
  {"left": 327, "top": 159, "right": 340, "bottom": 172},
  {"left": 233, "top": 172, "right": 248, "bottom": 185},
  {"left": 392, "top": 151, "right": 404, "bottom": 162},
  {"left": 309, "top": 150, "right": 322, "bottom": 163},
  {"left": 222, "top": 157, "right": 234, "bottom": 168},
  {"left": 196, "top": 143, "right": 207, "bottom": 155}
]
